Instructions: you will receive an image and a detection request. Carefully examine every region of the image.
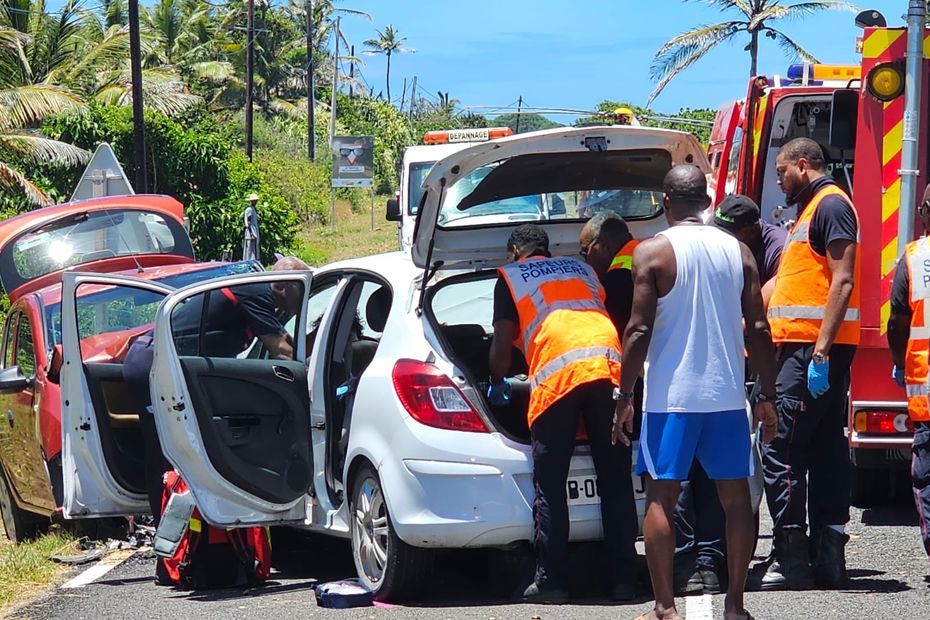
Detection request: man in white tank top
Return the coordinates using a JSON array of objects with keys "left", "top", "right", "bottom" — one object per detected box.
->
[{"left": 612, "top": 165, "right": 778, "bottom": 620}]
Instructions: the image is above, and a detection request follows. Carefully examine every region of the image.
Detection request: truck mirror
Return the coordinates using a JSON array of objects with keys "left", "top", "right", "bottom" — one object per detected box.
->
[
  {"left": 829, "top": 89, "right": 858, "bottom": 151},
  {"left": 385, "top": 198, "right": 401, "bottom": 222}
]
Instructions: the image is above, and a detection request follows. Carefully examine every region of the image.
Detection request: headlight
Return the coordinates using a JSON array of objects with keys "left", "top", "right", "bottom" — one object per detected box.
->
[{"left": 866, "top": 62, "right": 904, "bottom": 101}]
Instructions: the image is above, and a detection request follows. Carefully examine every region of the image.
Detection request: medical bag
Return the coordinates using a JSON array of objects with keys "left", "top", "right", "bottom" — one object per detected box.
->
[{"left": 155, "top": 470, "right": 272, "bottom": 590}]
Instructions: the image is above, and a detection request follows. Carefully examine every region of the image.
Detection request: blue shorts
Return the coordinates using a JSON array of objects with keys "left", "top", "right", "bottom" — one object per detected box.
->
[{"left": 636, "top": 409, "right": 753, "bottom": 480}]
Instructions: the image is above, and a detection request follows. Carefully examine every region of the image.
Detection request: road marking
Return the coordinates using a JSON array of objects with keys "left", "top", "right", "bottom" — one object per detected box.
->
[
  {"left": 60, "top": 548, "right": 139, "bottom": 589},
  {"left": 684, "top": 593, "right": 714, "bottom": 620}
]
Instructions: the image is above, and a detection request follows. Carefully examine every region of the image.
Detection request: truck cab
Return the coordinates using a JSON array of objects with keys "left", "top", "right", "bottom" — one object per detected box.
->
[{"left": 386, "top": 128, "right": 512, "bottom": 250}]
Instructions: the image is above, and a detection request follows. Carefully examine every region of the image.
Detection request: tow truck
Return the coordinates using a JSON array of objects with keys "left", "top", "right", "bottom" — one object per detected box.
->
[
  {"left": 386, "top": 127, "right": 512, "bottom": 250},
  {"left": 708, "top": 7, "right": 927, "bottom": 503}
]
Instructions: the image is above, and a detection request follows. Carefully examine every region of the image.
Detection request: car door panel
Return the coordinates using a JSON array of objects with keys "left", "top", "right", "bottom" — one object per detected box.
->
[
  {"left": 60, "top": 272, "right": 174, "bottom": 518},
  {"left": 178, "top": 358, "right": 310, "bottom": 505},
  {"left": 151, "top": 271, "right": 312, "bottom": 527}
]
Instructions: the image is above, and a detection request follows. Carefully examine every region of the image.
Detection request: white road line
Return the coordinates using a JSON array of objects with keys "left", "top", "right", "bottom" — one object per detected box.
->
[
  {"left": 684, "top": 593, "right": 714, "bottom": 620},
  {"left": 60, "top": 548, "right": 139, "bottom": 589}
]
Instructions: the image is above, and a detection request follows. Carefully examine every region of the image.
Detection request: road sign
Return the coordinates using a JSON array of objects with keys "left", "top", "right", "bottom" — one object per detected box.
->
[
  {"left": 332, "top": 136, "right": 374, "bottom": 188},
  {"left": 71, "top": 143, "right": 134, "bottom": 201}
]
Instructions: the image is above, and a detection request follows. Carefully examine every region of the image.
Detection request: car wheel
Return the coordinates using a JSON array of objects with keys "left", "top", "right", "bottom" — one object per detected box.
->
[
  {"left": 350, "top": 464, "right": 434, "bottom": 601},
  {"left": 0, "top": 467, "right": 47, "bottom": 543}
]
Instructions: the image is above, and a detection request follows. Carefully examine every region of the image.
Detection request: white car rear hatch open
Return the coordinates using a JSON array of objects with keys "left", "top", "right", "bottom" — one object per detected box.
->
[{"left": 412, "top": 125, "right": 710, "bottom": 271}]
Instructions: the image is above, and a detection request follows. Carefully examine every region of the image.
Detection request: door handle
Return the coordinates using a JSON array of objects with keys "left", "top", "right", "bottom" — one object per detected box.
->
[{"left": 272, "top": 365, "right": 295, "bottom": 382}]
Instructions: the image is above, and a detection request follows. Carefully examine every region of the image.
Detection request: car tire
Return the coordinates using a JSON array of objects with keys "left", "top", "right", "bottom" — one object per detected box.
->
[
  {"left": 350, "top": 464, "right": 434, "bottom": 601},
  {"left": 0, "top": 467, "right": 48, "bottom": 543}
]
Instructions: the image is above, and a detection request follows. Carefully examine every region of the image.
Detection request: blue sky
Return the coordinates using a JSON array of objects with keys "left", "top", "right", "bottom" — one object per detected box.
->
[{"left": 338, "top": 0, "right": 904, "bottom": 118}]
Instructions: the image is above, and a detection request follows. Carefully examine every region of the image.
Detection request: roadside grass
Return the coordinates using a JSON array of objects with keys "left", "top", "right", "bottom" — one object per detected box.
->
[
  {"left": 294, "top": 197, "right": 399, "bottom": 266},
  {"left": 0, "top": 529, "right": 76, "bottom": 609}
]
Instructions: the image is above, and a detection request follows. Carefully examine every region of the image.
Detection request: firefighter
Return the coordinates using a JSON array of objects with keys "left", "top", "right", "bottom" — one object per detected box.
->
[
  {"left": 757, "top": 137, "right": 861, "bottom": 590},
  {"left": 488, "top": 224, "right": 630, "bottom": 603},
  {"left": 613, "top": 165, "right": 777, "bottom": 620},
  {"left": 886, "top": 183, "right": 930, "bottom": 568},
  {"left": 578, "top": 211, "right": 642, "bottom": 597}
]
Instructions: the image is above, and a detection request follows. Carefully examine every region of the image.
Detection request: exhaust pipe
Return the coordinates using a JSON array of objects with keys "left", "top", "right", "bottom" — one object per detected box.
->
[{"left": 898, "top": 0, "right": 925, "bottom": 253}]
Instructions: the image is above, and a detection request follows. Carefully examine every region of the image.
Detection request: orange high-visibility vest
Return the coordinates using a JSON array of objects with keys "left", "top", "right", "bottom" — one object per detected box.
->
[
  {"left": 608, "top": 239, "right": 639, "bottom": 272},
  {"left": 904, "top": 238, "right": 930, "bottom": 422},
  {"left": 767, "top": 183, "right": 861, "bottom": 345},
  {"left": 499, "top": 257, "right": 621, "bottom": 428}
]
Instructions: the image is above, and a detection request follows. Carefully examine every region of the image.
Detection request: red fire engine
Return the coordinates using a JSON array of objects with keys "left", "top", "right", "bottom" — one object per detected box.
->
[{"left": 708, "top": 19, "right": 927, "bottom": 503}]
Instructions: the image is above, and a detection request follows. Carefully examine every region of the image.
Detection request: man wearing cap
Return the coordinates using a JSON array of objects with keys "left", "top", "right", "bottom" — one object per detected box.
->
[{"left": 671, "top": 194, "right": 787, "bottom": 594}]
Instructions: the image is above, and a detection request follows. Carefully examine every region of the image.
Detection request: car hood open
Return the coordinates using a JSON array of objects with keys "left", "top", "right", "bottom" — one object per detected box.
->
[{"left": 412, "top": 125, "right": 710, "bottom": 269}]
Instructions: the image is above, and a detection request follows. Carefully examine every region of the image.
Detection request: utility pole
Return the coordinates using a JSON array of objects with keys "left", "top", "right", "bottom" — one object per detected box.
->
[
  {"left": 245, "top": 0, "right": 254, "bottom": 161},
  {"left": 328, "top": 16, "right": 340, "bottom": 148},
  {"left": 128, "top": 0, "right": 147, "bottom": 192},
  {"left": 515, "top": 95, "right": 523, "bottom": 134},
  {"left": 399, "top": 77, "right": 407, "bottom": 111},
  {"left": 899, "top": 0, "right": 926, "bottom": 252},
  {"left": 306, "top": 0, "right": 314, "bottom": 161},
  {"left": 408, "top": 75, "right": 417, "bottom": 120},
  {"left": 349, "top": 45, "right": 355, "bottom": 98}
]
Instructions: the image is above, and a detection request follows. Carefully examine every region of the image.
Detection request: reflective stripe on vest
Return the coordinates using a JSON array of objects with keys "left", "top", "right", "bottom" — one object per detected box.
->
[
  {"left": 767, "top": 306, "right": 860, "bottom": 321},
  {"left": 904, "top": 238, "right": 930, "bottom": 422},
  {"left": 531, "top": 346, "right": 622, "bottom": 389},
  {"left": 608, "top": 239, "right": 639, "bottom": 272},
  {"left": 499, "top": 257, "right": 621, "bottom": 427},
  {"left": 767, "top": 183, "right": 861, "bottom": 345}
]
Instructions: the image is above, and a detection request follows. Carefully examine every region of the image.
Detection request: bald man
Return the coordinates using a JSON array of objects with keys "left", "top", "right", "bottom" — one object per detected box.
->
[{"left": 614, "top": 165, "right": 777, "bottom": 620}]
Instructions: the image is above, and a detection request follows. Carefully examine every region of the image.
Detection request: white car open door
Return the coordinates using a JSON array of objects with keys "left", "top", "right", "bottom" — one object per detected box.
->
[
  {"left": 150, "top": 271, "right": 313, "bottom": 527},
  {"left": 60, "top": 272, "right": 175, "bottom": 518}
]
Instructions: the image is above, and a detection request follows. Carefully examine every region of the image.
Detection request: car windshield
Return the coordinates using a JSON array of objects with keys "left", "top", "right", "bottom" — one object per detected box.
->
[
  {"left": 436, "top": 149, "right": 671, "bottom": 227},
  {"left": 8, "top": 209, "right": 193, "bottom": 284},
  {"left": 407, "top": 161, "right": 434, "bottom": 215},
  {"left": 43, "top": 261, "right": 257, "bottom": 349}
]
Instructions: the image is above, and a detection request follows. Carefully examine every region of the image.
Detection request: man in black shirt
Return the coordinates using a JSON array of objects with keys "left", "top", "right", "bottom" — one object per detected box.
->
[{"left": 715, "top": 194, "right": 787, "bottom": 285}]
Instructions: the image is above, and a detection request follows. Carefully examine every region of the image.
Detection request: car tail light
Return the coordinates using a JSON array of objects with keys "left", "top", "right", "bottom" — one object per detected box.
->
[
  {"left": 392, "top": 359, "right": 488, "bottom": 433},
  {"left": 853, "top": 410, "right": 914, "bottom": 435}
]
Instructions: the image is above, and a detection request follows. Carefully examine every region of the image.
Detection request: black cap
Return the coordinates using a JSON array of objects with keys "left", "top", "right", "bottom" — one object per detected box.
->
[{"left": 714, "top": 194, "right": 761, "bottom": 233}]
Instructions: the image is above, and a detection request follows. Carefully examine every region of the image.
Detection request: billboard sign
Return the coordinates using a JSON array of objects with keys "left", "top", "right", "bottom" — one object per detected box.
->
[{"left": 332, "top": 136, "right": 374, "bottom": 188}]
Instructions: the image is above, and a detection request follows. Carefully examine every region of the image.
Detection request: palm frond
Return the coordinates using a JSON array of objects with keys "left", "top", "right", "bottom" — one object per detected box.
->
[
  {"left": 0, "top": 84, "right": 86, "bottom": 131},
  {"left": 649, "top": 23, "right": 740, "bottom": 104},
  {"left": 698, "top": 0, "right": 754, "bottom": 17},
  {"left": 94, "top": 68, "right": 200, "bottom": 115},
  {"left": 0, "top": 160, "right": 50, "bottom": 206},
  {"left": 749, "top": 1, "right": 857, "bottom": 29},
  {"left": 771, "top": 29, "right": 820, "bottom": 64},
  {"left": 189, "top": 60, "right": 237, "bottom": 84},
  {"left": 654, "top": 20, "right": 744, "bottom": 57},
  {"left": 0, "top": 130, "right": 90, "bottom": 166}
]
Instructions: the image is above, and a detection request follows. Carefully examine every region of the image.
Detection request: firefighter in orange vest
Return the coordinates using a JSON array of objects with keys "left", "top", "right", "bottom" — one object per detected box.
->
[
  {"left": 488, "top": 224, "right": 633, "bottom": 603},
  {"left": 887, "top": 183, "right": 930, "bottom": 566},
  {"left": 755, "top": 138, "right": 861, "bottom": 591}
]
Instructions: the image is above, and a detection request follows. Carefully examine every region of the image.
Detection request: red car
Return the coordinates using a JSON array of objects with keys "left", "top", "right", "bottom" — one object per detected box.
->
[{"left": 0, "top": 195, "right": 257, "bottom": 540}]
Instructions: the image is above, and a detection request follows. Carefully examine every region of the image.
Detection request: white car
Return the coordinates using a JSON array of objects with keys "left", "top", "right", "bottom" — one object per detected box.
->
[{"left": 61, "top": 126, "right": 763, "bottom": 600}]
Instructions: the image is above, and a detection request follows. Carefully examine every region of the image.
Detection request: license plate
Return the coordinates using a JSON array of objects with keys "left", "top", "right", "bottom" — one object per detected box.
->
[{"left": 566, "top": 474, "right": 600, "bottom": 505}]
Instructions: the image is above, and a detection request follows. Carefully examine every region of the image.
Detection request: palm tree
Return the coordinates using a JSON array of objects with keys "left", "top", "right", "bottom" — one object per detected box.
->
[
  {"left": 649, "top": 1, "right": 856, "bottom": 103},
  {"left": 363, "top": 24, "right": 413, "bottom": 103}
]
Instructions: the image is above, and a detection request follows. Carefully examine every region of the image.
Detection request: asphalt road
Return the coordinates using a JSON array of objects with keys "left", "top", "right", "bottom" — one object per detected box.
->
[{"left": 10, "top": 494, "right": 930, "bottom": 620}]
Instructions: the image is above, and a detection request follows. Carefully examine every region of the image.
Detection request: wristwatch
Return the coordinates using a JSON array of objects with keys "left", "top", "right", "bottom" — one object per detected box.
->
[
  {"left": 756, "top": 391, "right": 776, "bottom": 403},
  {"left": 612, "top": 387, "right": 635, "bottom": 402},
  {"left": 812, "top": 351, "right": 829, "bottom": 364}
]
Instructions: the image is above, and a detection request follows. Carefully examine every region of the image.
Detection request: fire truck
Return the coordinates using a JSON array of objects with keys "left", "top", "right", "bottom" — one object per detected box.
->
[{"left": 708, "top": 10, "right": 927, "bottom": 503}]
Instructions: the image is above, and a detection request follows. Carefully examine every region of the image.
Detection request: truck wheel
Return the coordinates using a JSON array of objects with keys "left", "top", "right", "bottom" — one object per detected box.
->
[
  {"left": 0, "top": 468, "right": 47, "bottom": 542},
  {"left": 350, "top": 464, "right": 434, "bottom": 601},
  {"left": 850, "top": 466, "right": 885, "bottom": 507}
]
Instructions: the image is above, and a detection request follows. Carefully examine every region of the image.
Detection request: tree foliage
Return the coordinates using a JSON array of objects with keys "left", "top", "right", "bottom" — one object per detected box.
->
[
  {"left": 575, "top": 100, "right": 717, "bottom": 145},
  {"left": 492, "top": 112, "right": 562, "bottom": 134}
]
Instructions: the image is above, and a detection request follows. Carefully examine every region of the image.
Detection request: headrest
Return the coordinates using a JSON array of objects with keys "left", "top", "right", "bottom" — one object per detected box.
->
[{"left": 365, "top": 287, "right": 392, "bottom": 333}]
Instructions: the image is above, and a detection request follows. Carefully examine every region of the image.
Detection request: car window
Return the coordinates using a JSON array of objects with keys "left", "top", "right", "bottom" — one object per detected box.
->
[
  {"left": 74, "top": 283, "right": 167, "bottom": 363},
  {"left": 356, "top": 280, "right": 390, "bottom": 338},
  {"left": 2, "top": 313, "right": 16, "bottom": 369},
  {"left": 431, "top": 277, "right": 495, "bottom": 332},
  {"left": 170, "top": 279, "right": 306, "bottom": 360},
  {"left": 15, "top": 314, "right": 35, "bottom": 377}
]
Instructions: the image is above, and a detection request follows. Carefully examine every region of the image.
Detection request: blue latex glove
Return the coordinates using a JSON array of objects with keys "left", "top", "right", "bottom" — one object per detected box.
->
[
  {"left": 487, "top": 378, "right": 512, "bottom": 406},
  {"left": 892, "top": 365, "right": 906, "bottom": 389},
  {"left": 807, "top": 359, "right": 830, "bottom": 398}
]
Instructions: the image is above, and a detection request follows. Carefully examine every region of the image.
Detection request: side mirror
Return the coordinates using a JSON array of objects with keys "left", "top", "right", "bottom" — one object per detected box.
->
[
  {"left": 0, "top": 366, "right": 31, "bottom": 393},
  {"left": 385, "top": 198, "right": 401, "bottom": 222},
  {"left": 829, "top": 89, "right": 859, "bottom": 151}
]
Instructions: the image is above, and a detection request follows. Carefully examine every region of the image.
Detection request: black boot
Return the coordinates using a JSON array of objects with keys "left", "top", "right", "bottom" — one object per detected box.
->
[
  {"left": 757, "top": 529, "right": 814, "bottom": 591},
  {"left": 813, "top": 527, "right": 850, "bottom": 589}
]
